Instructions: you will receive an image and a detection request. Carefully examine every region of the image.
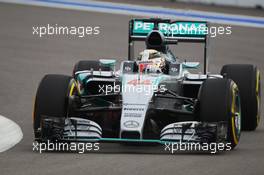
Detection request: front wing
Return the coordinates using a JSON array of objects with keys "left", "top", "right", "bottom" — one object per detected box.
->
[{"left": 37, "top": 117, "right": 228, "bottom": 145}]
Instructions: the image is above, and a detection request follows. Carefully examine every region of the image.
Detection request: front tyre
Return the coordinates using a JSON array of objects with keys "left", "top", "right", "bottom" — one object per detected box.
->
[
  {"left": 33, "top": 74, "right": 74, "bottom": 139},
  {"left": 221, "top": 64, "right": 261, "bottom": 131},
  {"left": 199, "top": 79, "right": 241, "bottom": 149}
]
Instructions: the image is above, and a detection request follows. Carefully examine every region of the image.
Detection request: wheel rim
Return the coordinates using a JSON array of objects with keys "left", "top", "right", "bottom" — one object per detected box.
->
[
  {"left": 256, "top": 70, "right": 261, "bottom": 125},
  {"left": 69, "top": 80, "right": 77, "bottom": 97},
  {"left": 231, "top": 84, "right": 241, "bottom": 145},
  {"left": 67, "top": 79, "right": 78, "bottom": 117}
]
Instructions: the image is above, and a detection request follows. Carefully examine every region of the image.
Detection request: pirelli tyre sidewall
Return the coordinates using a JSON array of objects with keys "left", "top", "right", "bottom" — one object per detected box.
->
[
  {"left": 229, "top": 82, "right": 241, "bottom": 148},
  {"left": 199, "top": 78, "right": 241, "bottom": 149},
  {"left": 221, "top": 64, "right": 261, "bottom": 131},
  {"left": 256, "top": 69, "right": 261, "bottom": 127},
  {"left": 33, "top": 74, "right": 74, "bottom": 139}
]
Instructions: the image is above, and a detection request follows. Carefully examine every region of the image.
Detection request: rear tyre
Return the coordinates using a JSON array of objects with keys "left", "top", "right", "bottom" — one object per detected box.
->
[
  {"left": 199, "top": 79, "right": 241, "bottom": 149},
  {"left": 33, "top": 74, "right": 74, "bottom": 138},
  {"left": 221, "top": 64, "right": 261, "bottom": 131}
]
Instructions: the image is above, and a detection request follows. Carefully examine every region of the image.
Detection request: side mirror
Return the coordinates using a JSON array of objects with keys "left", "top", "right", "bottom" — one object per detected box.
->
[
  {"left": 182, "top": 62, "right": 200, "bottom": 69},
  {"left": 99, "top": 59, "right": 116, "bottom": 70}
]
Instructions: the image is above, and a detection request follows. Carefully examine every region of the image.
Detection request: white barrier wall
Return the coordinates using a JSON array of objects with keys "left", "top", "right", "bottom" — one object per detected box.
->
[{"left": 176, "top": 0, "right": 264, "bottom": 8}]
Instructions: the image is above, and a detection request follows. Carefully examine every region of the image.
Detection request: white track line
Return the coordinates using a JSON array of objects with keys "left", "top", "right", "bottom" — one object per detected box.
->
[
  {"left": 0, "top": 115, "right": 23, "bottom": 153},
  {"left": 0, "top": 0, "right": 264, "bottom": 28}
]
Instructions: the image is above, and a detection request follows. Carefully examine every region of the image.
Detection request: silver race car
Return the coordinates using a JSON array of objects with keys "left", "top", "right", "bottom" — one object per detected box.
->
[{"left": 33, "top": 18, "right": 261, "bottom": 150}]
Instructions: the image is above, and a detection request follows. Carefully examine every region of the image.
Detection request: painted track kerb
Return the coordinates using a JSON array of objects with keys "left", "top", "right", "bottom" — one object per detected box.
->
[
  {"left": 0, "top": 0, "right": 264, "bottom": 28},
  {"left": 0, "top": 115, "right": 23, "bottom": 153}
]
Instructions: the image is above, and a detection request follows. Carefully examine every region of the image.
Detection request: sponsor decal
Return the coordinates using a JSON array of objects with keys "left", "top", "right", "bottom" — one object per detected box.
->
[
  {"left": 124, "top": 107, "right": 144, "bottom": 112},
  {"left": 124, "top": 66, "right": 132, "bottom": 72},
  {"left": 124, "top": 113, "right": 142, "bottom": 118},
  {"left": 127, "top": 79, "right": 151, "bottom": 86},
  {"left": 124, "top": 120, "right": 140, "bottom": 128},
  {"left": 133, "top": 21, "right": 207, "bottom": 36}
]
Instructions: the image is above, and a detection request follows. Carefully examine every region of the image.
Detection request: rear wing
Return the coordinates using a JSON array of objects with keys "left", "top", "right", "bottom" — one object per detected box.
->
[{"left": 128, "top": 18, "right": 209, "bottom": 74}]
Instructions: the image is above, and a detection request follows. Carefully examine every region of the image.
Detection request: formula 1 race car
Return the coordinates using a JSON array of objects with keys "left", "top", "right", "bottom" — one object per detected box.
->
[{"left": 33, "top": 18, "right": 261, "bottom": 150}]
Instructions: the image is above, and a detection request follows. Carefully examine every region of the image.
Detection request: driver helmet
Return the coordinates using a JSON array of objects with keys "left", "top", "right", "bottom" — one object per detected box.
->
[{"left": 137, "top": 49, "right": 166, "bottom": 73}]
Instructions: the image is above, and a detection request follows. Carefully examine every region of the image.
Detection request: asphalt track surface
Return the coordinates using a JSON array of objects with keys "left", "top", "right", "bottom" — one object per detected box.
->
[
  {"left": 0, "top": 2, "right": 264, "bottom": 175},
  {"left": 101, "top": 0, "right": 264, "bottom": 17}
]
